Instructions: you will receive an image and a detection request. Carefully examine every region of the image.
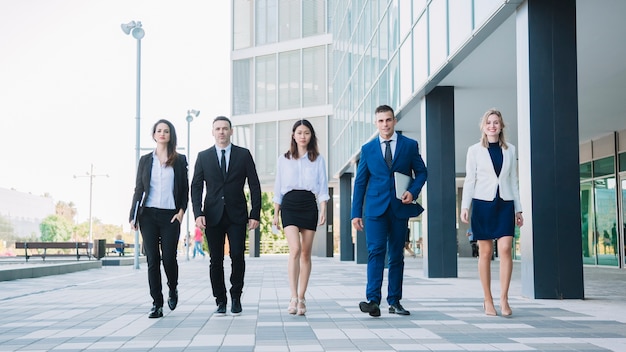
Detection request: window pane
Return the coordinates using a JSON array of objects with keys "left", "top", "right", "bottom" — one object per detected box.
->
[
  {"left": 232, "top": 124, "right": 251, "bottom": 149},
  {"left": 256, "top": 54, "right": 276, "bottom": 112},
  {"left": 399, "top": 39, "right": 412, "bottom": 105},
  {"left": 593, "top": 156, "right": 615, "bottom": 177},
  {"left": 233, "top": 59, "right": 251, "bottom": 115},
  {"left": 279, "top": 50, "right": 300, "bottom": 109},
  {"left": 619, "top": 152, "right": 626, "bottom": 172},
  {"left": 303, "top": 0, "right": 325, "bottom": 37},
  {"left": 448, "top": 0, "right": 472, "bottom": 55},
  {"left": 233, "top": 0, "right": 252, "bottom": 49},
  {"left": 255, "top": 122, "right": 277, "bottom": 184},
  {"left": 474, "top": 0, "right": 503, "bottom": 29},
  {"left": 413, "top": 14, "right": 427, "bottom": 87},
  {"left": 580, "top": 162, "right": 592, "bottom": 180},
  {"left": 580, "top": 181, "right": 595, "bottom": 264},
  {"left": 428, "top": 0, "right": 447, "bottom": 73},
  {"left": 256, "top": 0, "right": 278, "bottom": 45},
  {"left": 303, "top": 46, "right": 326, "bottom": 107},
  {"left": 279, "top": 0, "right": 301, "bottom": 41},
  {"left": 594, "top": 177, "right": 618, "bottom": 266}
]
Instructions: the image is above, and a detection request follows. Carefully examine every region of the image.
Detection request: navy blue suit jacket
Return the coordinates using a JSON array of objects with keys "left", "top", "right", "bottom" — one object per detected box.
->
[{"left": 351, "top": 134, "right": 427, "bottom": 220}]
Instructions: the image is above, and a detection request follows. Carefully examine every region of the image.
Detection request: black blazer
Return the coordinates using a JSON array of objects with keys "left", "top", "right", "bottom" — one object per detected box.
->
[
  {"left": 129, "top": 152, "right": 189, "bottom": 223},
  {"left": 191, "top": 145, "right": 261, "bottom": 226}
]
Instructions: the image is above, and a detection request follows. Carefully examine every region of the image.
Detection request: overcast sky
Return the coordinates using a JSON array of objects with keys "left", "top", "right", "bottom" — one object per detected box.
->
[{"left": 0, "top": 0, "right": 230, "bottom": 231}]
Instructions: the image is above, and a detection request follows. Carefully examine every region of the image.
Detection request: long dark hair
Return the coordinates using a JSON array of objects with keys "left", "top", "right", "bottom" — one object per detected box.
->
[
  {"left": 285, "top": 119, "right": 320, "bottom": 162},
  {"left": 152, "top": 119, "right": 179, "bottom": 166}
]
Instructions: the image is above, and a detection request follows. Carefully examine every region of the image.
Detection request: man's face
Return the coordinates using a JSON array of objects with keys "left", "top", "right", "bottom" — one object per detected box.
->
[
  {"left": 212, "top": 120, "right": 233, "bottom": 147},
  {"left": 375, "top": 111, "right": 396, "bottom": 140}
]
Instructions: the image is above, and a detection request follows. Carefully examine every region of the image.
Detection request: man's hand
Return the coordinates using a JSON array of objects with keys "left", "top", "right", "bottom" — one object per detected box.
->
[
  {"left": 352, "top": 217, "right": 363, "bottom": 231},
  {"left": 195, "top": 216, "right": 206, "bottom": 230},
  {"left": 401, "top": 191, "right": 414, "bottom": 204},
  {"left": 248, "top": 219, "right": 260, "bottom": 230}
]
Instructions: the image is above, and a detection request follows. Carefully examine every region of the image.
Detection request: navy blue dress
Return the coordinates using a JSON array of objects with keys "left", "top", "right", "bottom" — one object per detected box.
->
[{"left": 470, "top": 142, "right": 515, "bottom": 240}]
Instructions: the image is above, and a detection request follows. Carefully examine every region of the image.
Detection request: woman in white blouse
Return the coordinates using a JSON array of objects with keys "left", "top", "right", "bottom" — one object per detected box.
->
[{"left": 273, "top": 119, "right": 329, "bottom": 316}]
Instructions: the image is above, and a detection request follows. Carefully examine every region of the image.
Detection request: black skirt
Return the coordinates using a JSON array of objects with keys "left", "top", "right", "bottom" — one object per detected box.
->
[{"left": 281, "top": 190, "right": 318, "bottom": 231}]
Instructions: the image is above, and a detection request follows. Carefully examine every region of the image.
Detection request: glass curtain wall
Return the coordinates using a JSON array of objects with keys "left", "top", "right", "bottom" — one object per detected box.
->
[
  {"left": 580, "top": 142, "right": 623, "bottom": 267},
  {"left": 329, "top": 0, "right": 505, "bottom": 175}
]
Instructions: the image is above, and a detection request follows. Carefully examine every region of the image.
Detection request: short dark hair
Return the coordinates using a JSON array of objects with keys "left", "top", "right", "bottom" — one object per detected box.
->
[
  {"left": 375, "top": 104, "right": 394, "bottom": 117},
  {"left": 213, "top": 116, "right": 232, "bottom": 128}
]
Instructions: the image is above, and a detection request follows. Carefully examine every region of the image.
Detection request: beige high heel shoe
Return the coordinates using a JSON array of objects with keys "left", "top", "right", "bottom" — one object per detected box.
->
[
  {"left": 483, "top": 300, "right": 497, "bottom": 316},
  {"left": 297, "top": 298, "right": 306, "bottom": 316},
  {"left": 500, "top": 300, "right": 512, "bottom": 316},
  {"left": 287, "top": 297, "right": 298, "bottom": 315}
]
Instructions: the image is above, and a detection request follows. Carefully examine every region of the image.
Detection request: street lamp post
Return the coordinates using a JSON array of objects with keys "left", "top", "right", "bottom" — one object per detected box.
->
[
  {"left": 185, "top": 109, "right": 200, "bottom": 261},
  {"left": 121, "top": 20, "right": 145, "bottom": 270},
  {"left": 74, "top": 164, "right": 108, "bottom": 255}
]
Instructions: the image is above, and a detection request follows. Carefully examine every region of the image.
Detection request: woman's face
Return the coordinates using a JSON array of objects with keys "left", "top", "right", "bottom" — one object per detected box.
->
[
  {"left": 293, "top": 124, "right": 312, "bottom": 149},
  {"left": 154, "top": 122, "right": 171, "bottom": 144},
  {"left": 483, "top": 114, "right": 502, "bottom": 139}
]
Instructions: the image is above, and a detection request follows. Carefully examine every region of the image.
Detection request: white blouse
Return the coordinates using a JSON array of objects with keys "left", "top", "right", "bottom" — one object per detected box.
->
[{"left": 273, "top": 153, "right": 330, "bottom": 205}]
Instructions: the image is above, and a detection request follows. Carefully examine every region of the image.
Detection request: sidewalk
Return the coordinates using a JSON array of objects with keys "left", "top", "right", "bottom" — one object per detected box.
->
[{"left": 0, "top": 255, "right": 625, "bottom": 351}]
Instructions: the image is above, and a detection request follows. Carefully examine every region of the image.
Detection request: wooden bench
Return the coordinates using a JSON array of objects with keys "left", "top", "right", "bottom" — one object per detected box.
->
[
  {"left": 104, "top": 242, "right": 135, "bottom": 256},
  {"left": 14, "top": 241, "right": 91, "bottom": 262}
]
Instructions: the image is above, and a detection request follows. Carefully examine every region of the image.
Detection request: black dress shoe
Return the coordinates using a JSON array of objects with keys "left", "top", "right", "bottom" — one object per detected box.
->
[
  {"left": 168, "top": 289, "right": 178, "bottom": 311},
  {"left": 214, "top": 302, "right": 227, "bottom": 315},
  {"left": 389, "top": 302, "right": 410, "bottom": 315},
  {"left": 231, "top": 298, "right": 242, "bottom": 316},
  {"left": 359, "top": 300, "right": 381, "bottom": 317},
  {"left": 149, "top": 305, "right": 163, "bottom": 318}
]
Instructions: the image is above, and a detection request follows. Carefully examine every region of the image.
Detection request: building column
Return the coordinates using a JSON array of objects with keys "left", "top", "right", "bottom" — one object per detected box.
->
[
  {"left": 340, "top": 172, "right": 354, "bottom": 261},
  {"left": 423, "top": 86, "right": 458, "bottom": 278},
  {"left": 326, "top": 187, "right": 334, "bottom": 257},
  {"left": 516, "top": 0, "right": 584, "bottom": 298}
]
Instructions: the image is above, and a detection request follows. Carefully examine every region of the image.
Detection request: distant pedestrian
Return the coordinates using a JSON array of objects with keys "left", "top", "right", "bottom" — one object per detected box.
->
[{"left": 193, "top": 226, "right": 206, "bottom": 259}]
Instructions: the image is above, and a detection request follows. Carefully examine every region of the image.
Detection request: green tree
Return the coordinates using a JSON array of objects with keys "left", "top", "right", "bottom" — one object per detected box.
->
[{"left": 40, "top": 215, "right": 73, "bottom": 242}]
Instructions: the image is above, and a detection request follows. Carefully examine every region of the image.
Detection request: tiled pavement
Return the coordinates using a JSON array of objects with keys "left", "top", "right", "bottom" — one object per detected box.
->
[{"left": 1, "top": 255, "right": 626, "bottom": 351}]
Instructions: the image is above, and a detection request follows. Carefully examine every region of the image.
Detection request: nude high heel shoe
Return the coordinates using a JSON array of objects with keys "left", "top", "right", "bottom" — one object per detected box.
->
[
  {"left": 483, "top": 300, "right": 497, "bottom": 316},
  {"left": 287, "top": 297, "right": 298, "bottom": 315},
  {"left": 297, "top": 298, "right": 307, "bottom": 316}
]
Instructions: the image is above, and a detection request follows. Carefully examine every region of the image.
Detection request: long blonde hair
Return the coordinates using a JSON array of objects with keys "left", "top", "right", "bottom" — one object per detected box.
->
[{"left": 479, "top": 108, "right": 508, "bottom": 149}]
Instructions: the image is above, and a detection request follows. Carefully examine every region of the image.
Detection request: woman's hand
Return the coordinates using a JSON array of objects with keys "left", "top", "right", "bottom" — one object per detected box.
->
[
  {"left": 460, "top": 208, "right": 469, "bottom": 224},
  {"left": 171, "top": 209, "right": 184, "bottom": 223},
  {"left": 515, "top": 212, "right": 524, "bottom": 227}
]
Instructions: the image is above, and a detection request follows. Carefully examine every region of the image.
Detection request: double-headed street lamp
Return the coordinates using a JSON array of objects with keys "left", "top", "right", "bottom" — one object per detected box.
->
[
  {"left": 185, "top": 109, "right": 200, "bottom": 261},
  {"left": 121, "top": 20, "right": 145, "bottom": 270},
  {"left": 74, "top": 164, "right": 109, "bottom": 255}
]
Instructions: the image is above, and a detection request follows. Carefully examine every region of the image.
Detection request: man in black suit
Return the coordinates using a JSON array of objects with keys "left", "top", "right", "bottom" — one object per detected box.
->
[{"left": 191, "top": 116, "right": 261, "bottom": 316}]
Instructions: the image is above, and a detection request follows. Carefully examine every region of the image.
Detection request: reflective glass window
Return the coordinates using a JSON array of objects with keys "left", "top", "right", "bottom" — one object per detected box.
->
[
  {"left": 303, "top": 0, "right": 325, "bottom": 37},
  {"left": 256, "top": 0, "right": 278, "bottom": 45},
  {"left": 580, "top": 162, "right": 592, "bottom": 180},
  {"left": 428, "top": 0, "right": 448, "bottom": 73},
  {"left": 255, "top": 122, "right": 277, "bottom": 183},
  {"left": 593, "top": 156, "right": 615, "bottom": 178},
  {"left": 594, "top": 177, "right": 618, "bottom": 266},
  {"left": 399, "top": 39, "right": 413, "bottom": 105},
  {"left": 448, "top": 0, "right": 472, "bottom": 55},
  {"left": 279, "top": 50, "right": 301, "bottom": 109},
  {"left": 303, "top": 46, "right": 326, "bottom": 107},
  {"left": 232, "top": 59, "right": 252, "bottom": 115},
  {"left": 619, "top": 152, "right": 626, "bottom": 172},
  {"left": 279, "top": 0, "right": 300, "bottom": 41},
  {"left": 580, "top": 181, "right": 596, "bottom": 264},
  {"left": 233, "top": 0, "right": 252, "bottom": 49},
  {"left": 412, "top": 14, "right": 428, "bottom": 87},
  {"left": 474, "top": 0, "right": 504, "bottom": 29},
  {"left": 255, "top": 54, "right": 277, "bottom": 112}
]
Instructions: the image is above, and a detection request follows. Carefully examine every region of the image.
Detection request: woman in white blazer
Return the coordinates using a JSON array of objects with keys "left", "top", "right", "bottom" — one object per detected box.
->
[{"left": 460, "top": 108, "right": 524, "bottom": 317}]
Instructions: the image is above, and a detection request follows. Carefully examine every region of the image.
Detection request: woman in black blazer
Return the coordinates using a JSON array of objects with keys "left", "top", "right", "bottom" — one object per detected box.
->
[{"left": 129, "top": 119, "right": 189, "bottom": 318}]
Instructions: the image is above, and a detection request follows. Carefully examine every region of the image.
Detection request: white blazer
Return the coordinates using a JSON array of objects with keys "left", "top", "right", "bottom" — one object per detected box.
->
[{"left": 461, "top": 142, "right": 522, "bottom": 213}]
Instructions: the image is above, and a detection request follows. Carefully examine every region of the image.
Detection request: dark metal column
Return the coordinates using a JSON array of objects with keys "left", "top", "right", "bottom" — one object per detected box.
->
[
  {"left": 518, "top": 0, "right": 584, "bottom": 298},
  {"left": 424, "top": 86, "right": 458, "bottom": 278},
  {"left": 326, "top": 187, "right": 334, "bottom": 257},
  {"left": 340, "top": 172, "right": 354, "bottom": 261}
]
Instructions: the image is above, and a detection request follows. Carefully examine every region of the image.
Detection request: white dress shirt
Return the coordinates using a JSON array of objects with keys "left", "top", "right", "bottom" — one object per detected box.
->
[
  {"left": 144, "top": 152, "right": 176, "bottom": 210},
  {"left": 273, "top": 153, "right": 330, "bottom": 205},
  {"left": 379, "top": 132, "right": 398, "bottom": 159}
]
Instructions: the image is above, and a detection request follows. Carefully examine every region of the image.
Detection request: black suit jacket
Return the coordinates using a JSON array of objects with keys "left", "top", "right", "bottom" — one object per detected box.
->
[
  {"left": 129, "top": 152, "right": 189, "bottom": 223},
  {"left": 191, "top": 144, "right": 261, "bottom": 226}
]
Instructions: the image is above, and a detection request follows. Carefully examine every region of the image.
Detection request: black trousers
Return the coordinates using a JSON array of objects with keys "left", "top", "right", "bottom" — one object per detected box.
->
[
  {"left": 139, "top": 207, "right": 180, "bottom": 306},
  {"left": 205, "top": 211, "right": 247, "bottom": 304}
]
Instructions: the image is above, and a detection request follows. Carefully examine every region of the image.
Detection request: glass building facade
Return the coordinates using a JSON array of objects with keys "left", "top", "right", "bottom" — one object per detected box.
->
[{"left": 231, "top": 0, "right": 332, "bottom": 187}]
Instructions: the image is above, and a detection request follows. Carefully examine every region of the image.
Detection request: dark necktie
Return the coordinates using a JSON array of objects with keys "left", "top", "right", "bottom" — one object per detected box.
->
[
  {"left": 384, "top": 140, "right": 392, "bottom": 168},
  {"left": 220, "top": 149, "right": 227, "bottom": 178}
]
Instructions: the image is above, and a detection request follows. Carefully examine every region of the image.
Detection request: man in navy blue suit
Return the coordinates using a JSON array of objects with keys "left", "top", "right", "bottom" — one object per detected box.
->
[{"left": 351, "top": 105, "right": 427, "bottom": 317}]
